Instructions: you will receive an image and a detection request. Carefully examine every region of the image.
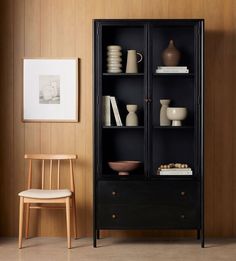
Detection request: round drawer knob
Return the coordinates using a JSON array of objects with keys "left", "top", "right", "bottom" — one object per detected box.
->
[
  {"left": 112, "top": 214, "right": 117, "bottom": 219},
  {"left": 112, "top": 191, "right": 117, "bottom": 196},
  {"left": 180, "top": 191, "right": 186, "bottom": 196},
  {"left": 180, "top": 214, "right": 185, "bottom": 219}
]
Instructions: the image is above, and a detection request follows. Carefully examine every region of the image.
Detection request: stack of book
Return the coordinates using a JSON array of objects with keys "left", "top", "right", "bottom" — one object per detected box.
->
[
  {"left": 103, "top": 95, "right": 123, "bottom": 126},
  {"left": 156, "top": 66, "right": 189, "bottom": 74},
  {"left": 158, "top": 168, "right": 193, "bottom": 176}
]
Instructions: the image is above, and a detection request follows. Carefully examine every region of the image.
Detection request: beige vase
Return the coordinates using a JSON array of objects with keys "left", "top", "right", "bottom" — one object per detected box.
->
[
  {"left": 160, "top": 99, "right": 171, "bottom": 126},
  {"left": 107, "top": 45, "right": 122, "bottom": 73},
  {"left": 126, "top": 105, "right": 138, "bottom": 126},
  {"left": 125, "top": 50, "right": 143, "bottom": 73}
]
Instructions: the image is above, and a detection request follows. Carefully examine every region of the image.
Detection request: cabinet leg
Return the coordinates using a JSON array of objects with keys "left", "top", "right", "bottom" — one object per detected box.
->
[
  {"left": 93, "top": 232, "right": 97, "bottom": 248},
  {"left": 200, "top": 229, "right": 205, "bottom": 248},
  {"left": 96, "top": 229, "right": 100, "bottom": 239},
  {"left": 197, "top": 229, "right": 200, "bottom": 240},
  {"left": 201, "top": 237, "right": 205, "bottom": 248}
]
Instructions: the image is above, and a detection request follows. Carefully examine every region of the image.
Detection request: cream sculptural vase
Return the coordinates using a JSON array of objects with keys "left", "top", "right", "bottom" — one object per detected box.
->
[
  {"left": 160, "top": 99, "right": 171, "bottom": 126},
  {"left": 126, "top": 50, "right": 143, "bottom": 73},
  {"left": 126, "top": 105, "right": 138, "bottom": 126},
  {"left": 107, "top": 45, "right": 122, "bottom": 73}
]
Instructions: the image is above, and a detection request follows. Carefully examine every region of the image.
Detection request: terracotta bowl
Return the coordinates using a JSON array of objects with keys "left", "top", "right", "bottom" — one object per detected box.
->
[{"left": 108, "top": 161, "right": 141, "bottom": 176}]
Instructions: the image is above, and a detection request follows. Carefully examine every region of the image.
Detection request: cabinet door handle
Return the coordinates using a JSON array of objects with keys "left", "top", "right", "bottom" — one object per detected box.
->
[
  {"left": 144, "top": 98, "right": 152, "bottom": 103},
  {"left": 112, "top": 191, "right": 117, "bottom": 196},
  {"left": 112, "top": 214, "right": 117, "bottom": 219},
  {"left": 180, "top": 191, "right": 186, "bottom": 196}
]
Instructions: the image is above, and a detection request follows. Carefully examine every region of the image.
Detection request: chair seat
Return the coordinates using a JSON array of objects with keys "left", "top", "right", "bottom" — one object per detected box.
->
[{"left": 18, "top": 189, "right": 72, "bottom": 199}]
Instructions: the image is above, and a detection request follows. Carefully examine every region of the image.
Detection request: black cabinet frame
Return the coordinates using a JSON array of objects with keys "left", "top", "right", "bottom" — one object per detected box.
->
[{"left": 93, "top": 19, "right": 204, "bottom": 248}]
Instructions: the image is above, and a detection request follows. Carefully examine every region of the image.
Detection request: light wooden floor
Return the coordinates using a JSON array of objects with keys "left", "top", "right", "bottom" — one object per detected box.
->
[{"left": 0, "top": 237, "right": 236, "bottom": 261}]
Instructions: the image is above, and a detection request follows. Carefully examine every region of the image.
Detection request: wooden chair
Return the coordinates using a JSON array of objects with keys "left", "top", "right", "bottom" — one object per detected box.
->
[{"left": 18, "top": 154, "right": 78, "bottom": 249}]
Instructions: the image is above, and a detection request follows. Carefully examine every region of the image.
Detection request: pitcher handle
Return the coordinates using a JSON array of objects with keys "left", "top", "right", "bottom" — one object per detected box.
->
[{"left": 137, "top": 52, "right": 143, "bottom": 63}]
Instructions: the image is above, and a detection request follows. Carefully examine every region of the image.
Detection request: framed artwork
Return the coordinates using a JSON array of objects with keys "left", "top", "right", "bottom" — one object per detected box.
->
[{"left": 23, "top": 58, "right": 78, "bottom": 122}]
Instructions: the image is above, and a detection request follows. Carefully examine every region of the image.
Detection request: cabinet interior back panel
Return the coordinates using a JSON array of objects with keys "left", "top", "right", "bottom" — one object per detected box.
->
[
  {"left": 152, "top": 26, "right": 195, "bottom": 72},
  {"left": 102, "top": 26, "right": 145, "bottom": 73}
]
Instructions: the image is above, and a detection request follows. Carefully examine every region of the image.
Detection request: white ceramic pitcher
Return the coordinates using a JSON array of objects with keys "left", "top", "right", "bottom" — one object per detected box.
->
[{"left": 125, "top": 50, "right": 143, "bottom": 73}]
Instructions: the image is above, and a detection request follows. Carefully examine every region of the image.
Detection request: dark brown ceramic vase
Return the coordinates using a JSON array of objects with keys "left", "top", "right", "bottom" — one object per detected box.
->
[{"left": 162, "top": 40, "right": 181, "bottom": 66}]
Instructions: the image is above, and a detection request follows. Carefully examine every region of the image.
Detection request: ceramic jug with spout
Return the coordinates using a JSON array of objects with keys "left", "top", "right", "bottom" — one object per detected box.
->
[{"left": 125, "top": 50, "right": 143, "bottom": 73}]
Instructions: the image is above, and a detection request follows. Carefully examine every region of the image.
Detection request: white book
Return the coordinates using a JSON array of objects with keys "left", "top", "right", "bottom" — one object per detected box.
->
[
  {"left": 159, "top": 169, "right": 193, "bottom": 175},
  {"left": 160, "top": 168, "right": 192, "bottom": 172},
  {"left": 156, "top": 69, "right": 189, "bottom": 74},
  {"left": 102, "top": 96, "right": 111, "bottom": 126},
  {"left": 157, "top": 66, "right": 188, "bottom": 70},
  {"left": 110, "top": 96, "right": 123, "bottom": 126},
  {"left": 157, "top": 69, "right": 189, "bottom": 72},
  {"left": 159, "top": 172, "right": 192, "bottom": 176},
  {"left": 156, "top": 68, "right": 189, "bottom": 71}
]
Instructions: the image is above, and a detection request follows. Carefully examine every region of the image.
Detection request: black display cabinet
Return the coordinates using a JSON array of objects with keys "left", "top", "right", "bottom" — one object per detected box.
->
[{"left": 93, "top": 19, "right": 204, "bottom": 247}]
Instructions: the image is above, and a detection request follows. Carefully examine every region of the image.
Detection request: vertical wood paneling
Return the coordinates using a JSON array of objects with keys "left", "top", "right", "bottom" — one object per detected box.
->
[
  {"left": 12, "top": 0, "right": 26, "bottom": 237},
  {"left": 203, "top": 0, "right": 216, "bottom": 237},
  {"left": 215, "top": 0, "right": 234, "bottom": 237},
  {"left": 0, "top": 0, "right": 14, "bottom": 236},
  {"left": 203, "top": 0, "right": 234, "bottom": 237},
  {"left": 38, "top": 0, "right": 53, "bottom": 236},
  {"left": 232, "top": 0, "right": 236, "bottom": 236},
  {"left": 39, "top": 0, "right": 77, "bottom": 237},
  {"left": 24, "top": 0, "right": 42, "bottom": 236},
  {"left": 76, "top": 0, "right": 93, "bottom": 237},
  {"left": 40, "top": 0, "right": 52, "bottom": 155},
  {"left": 24, "top": 0, "right": 42, "bottom": 155},
  {"left": 49, "top": 0, "right": 76, "bottom": 236},
  {"left": 167, "top": 0, "right": 193, "bottom": 18},
  {"left": 75, "top": 0, "right": 89, "bottom": 236},
  {"left": 221, "top": 0, "right": 234, "bottom": 236},
  {"left": 1, "top": 0, "right": 236, "bottom": 237}
]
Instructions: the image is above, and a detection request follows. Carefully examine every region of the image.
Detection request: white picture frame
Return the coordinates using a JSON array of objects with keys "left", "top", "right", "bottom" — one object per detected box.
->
[{"left": 23, "top": 58, "right": 78, "bottom": 122}]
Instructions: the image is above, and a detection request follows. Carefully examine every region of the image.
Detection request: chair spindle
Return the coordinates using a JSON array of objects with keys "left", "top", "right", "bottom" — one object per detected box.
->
[
  {"left": 42, "top": 160, "right": 45, "bottom": 189},
  {"left": 28, "top": 160, "right": 32, "bottom": 189},
  {"left": 57, "top": 160, "right": 60, "bottom": 189},
  {"left": 69, "top": 160, "right": 75, "bottom": 192},
  {"left": 49, "top": 160, "right": 53, "bottom": 189}
]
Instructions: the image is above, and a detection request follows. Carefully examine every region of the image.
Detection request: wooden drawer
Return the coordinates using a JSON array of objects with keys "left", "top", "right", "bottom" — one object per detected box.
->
[
  {"left": 97, "top": 204, "right": 200, "bottom": 229},
  {"left": 97, "top": 181, "right": 199, "bottom": 206}
]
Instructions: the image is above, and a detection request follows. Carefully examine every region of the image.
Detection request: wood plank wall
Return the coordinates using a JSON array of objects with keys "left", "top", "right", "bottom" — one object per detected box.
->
[{"left": 0, "top": 0, "right": 236, "bottom": 237}]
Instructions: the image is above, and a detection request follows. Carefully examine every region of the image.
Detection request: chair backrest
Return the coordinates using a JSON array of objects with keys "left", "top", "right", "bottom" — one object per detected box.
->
[{"left": 24, "top": 154, "right": 77, "bottom": 191}]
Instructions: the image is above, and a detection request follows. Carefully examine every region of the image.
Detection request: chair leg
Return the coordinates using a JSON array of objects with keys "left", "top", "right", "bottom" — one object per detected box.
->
[
  {"left": 66, "top": 197, "right": 71, "bottom": 249},
  {"left": 19, "top": 197, "right": 24, "bottom": 249},
  {"left": 25, "top": 203, "right": 30, "bottom": 239},
  {"left": 72, "top": 195, "right": 78, "bottom": 239}
]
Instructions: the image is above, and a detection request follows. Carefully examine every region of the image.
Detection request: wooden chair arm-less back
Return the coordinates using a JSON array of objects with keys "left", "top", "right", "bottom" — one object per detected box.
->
[
  {"left": 24, "top": 154, "right": 77, "bottom": 191},
  {"left": 19, "top": 154, "right": 78, "bottom": 249}
]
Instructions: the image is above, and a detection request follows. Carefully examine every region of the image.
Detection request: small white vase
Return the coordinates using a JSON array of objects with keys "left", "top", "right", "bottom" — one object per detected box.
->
[
  {"left": 126, "top": 105, "right": 138, "bottom": 126},
  {"left": 160, "top": 99, "right": 171, "bottom": 126}
]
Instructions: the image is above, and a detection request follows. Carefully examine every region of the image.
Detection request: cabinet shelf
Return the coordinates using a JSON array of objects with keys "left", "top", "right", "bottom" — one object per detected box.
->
[
  {"left": 103, "top": 126, "right": 144, "bottom": 129},
  {"left": 154, "top": 126, "right": 194, "bottom": 129},
  {"left": 151, "top": 175, "right": 197, "bottom": 181},
  {"left": 103, "top": 73, "right": 144, "bottom": 76},
  {"left": 153, "top": 73, "right": 194, "bottom": 77},
  {"left": 99, "top": 175, "right": 147, "bottom": 181}
]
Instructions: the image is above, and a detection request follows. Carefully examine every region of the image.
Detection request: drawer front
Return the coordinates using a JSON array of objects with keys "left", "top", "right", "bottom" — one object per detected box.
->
[
  {"left": 97, "top": 181, "right": 199, "bottom": 206},
  {"left": 97, "top": 204, "right": 200, "bottom": 229}
]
